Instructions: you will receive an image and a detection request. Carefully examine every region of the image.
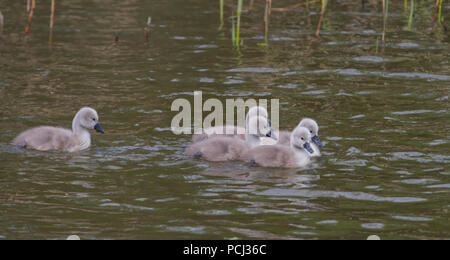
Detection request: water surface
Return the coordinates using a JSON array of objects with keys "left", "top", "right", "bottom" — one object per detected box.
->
[{"left": 0, "top": 0, "right": 449, "bottom": 239}]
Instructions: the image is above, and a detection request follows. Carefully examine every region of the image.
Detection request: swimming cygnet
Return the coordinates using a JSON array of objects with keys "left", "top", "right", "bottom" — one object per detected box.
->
[
  {"left": 185, "top": 115, "right": 275, "bottom": 161},
  {"left": 240, "top": 126, "right": 314, "bottom": 168},
  {"left": 261, "top": 118, "right": 323, "bottom": 157},
  {"left": 297, "top": 118, "right": 323, "bottom": 157},
  {"left": 191, "top": 106, "right": 271, "bottom": 143},
  {"left": 12, "top": 107, "right": 104, "bottom": 152}
]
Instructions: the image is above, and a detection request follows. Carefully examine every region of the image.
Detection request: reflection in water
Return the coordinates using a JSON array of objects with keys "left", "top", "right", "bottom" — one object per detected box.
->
[{"left": 0, "top": 0, "right": 449, "bottom": 239}]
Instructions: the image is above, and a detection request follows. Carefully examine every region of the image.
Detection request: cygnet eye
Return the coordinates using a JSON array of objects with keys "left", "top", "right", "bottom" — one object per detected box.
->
[
  {"left": 310, "top": 130, "right": 313, "bottom": 134},
  {"left": 301, "top": 137, "right": 304, "bottom": 141},
  {"left": 92, "top": 118, "right": 96, "bottom": 121}
]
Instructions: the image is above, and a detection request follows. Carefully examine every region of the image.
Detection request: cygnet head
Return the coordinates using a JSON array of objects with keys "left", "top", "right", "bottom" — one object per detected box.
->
[
  {"left": 290, "top": 126, "right": 314, "bottom": 154},
  {"left": 73, "top": 107, "right": 104, "bottom": 134},
  {"left": 247, "top": 106, "right": 269, "bottom": 119},
  {"left": 299, "top": 118, "right": 322, "bottom": 147},
  {"left": 247, "top": 115, "right": 277, "bottom": 140},
  {"left": 246, "top": 106, "right": 272, "bottom": 129}
]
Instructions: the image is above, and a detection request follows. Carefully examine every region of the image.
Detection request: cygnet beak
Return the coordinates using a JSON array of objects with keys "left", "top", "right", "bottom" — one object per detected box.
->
[
  {"left": 266, "top": 130, "right": 278, "bottom": 140},
  {"left": 312, "top": 135, "right": 323, "bottom": 147},
  {"left": 94, "top": 123, "right": 105, "bottom": 134},
  {"left": 303, "top": 142, "right": 314, "bottom": 154}
]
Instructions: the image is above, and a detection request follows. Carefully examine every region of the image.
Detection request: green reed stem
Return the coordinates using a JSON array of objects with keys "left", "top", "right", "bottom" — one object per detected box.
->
[
  {"left": 219, "top": 0, "right": 224, "bottom": 30},
  {"left": 257, "top": 1, "right": 270, "bottom": 48},
  {"left": 385, "top": 0, "right": 389, "bottom": 41},
  {"left": 376, "top": 37, "right": 379, "bottom": 54},
  {"left": 438, "top": 0, "right": 443, "bottom": 24},
  {"left": 232, "top": 13, "right": 236, "bottom": 47},
  {"left": 408, "top": 0, "right": 414, "bottom": 30},
  {"left": 316, "top": 0, "right": 327, "bottom": 37},
  {"left": 236, "top": 0, "right": 243, "bottom": 48}
]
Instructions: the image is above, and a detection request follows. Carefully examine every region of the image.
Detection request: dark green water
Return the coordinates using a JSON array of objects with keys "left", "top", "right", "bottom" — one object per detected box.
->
[{"left": 0, "top": 0, "right": 449, "bottom": 239}]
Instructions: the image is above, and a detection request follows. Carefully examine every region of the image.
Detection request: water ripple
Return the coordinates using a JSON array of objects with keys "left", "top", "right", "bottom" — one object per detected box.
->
[
  {"left": 227, "top": 67, "right": 286, "bottom": 73},
  {"left": 385, "top": 152, "right": 450, "bottom": 164},
  {"left": 254, "top": 189, "right": 427, "bottom": 203},
  {"left": 301, "top": 69, "right": 450, "bottom": 81},
  {"left": 392, "top": 216, "right": 433, "bottom": 222}
]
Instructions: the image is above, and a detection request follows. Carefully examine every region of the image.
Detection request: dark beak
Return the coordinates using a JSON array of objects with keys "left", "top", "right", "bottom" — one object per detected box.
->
[
  {"left": 303, "top": 142, "right": 314, "bottom": 154},
  {"left": 266, "top": 130, "right": 278, "bottom": 140},
  {"left": 312, "top": 135, "right": 323, "bottom": 147},
  {"left": 94, "top": 123, "right": 105, "bottom": 134}
]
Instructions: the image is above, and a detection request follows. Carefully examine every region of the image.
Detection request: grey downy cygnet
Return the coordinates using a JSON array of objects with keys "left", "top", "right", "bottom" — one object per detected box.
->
[
  {"left": 261, "top": 118, "right": 323, "bottom": 157},
  {"left": 185, "top": 115, "right": 276, "bottom": 162},
  {"left": 12, "top": 107, "right": 104, "bottom": 152},
  {"left": 240, "top": 126, "right": 314, "bottom": 168}
]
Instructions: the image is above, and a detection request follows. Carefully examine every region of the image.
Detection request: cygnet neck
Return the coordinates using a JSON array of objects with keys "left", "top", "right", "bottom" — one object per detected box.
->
[
  {"left": 288, "top": 145, "right": 310, "bottom": 163},
  {"left": 72, "top": 114, "right": 90, "bottom": 138},
  {"left": 245, "top": 133, "right": 261, "bottom": 148},
  {"left": 245, "top": 117, "right": 262, "bottom": 148}
]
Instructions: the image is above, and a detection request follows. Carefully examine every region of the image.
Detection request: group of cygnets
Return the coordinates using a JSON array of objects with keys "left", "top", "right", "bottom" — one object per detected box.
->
[
  {"left": 185, "top": 106, "right": 323, "bottom": 168},
  {"left": 11, "top": 106, "right": 323, "bottom": 168}
]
